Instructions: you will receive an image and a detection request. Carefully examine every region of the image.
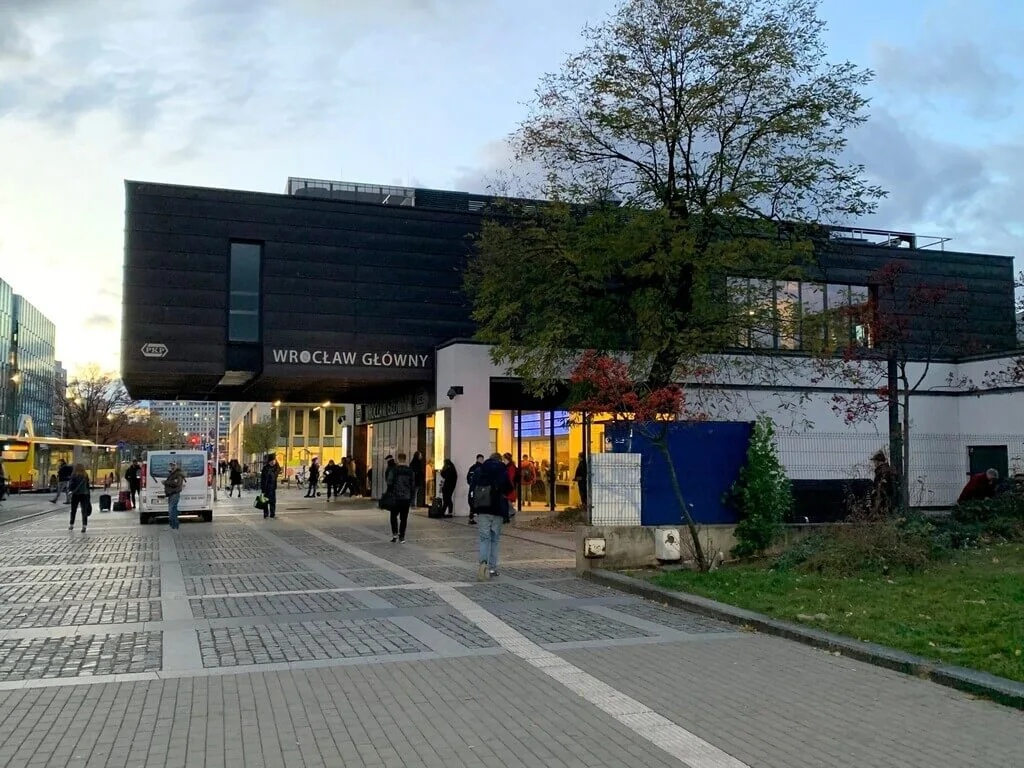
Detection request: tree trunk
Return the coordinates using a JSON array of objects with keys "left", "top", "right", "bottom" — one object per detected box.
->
[
  {"left": 654, "top": 436, "right": 708, "bottom": 571},
  {"left": 901, "top": 392, "right": 911, "bottom": 514}
]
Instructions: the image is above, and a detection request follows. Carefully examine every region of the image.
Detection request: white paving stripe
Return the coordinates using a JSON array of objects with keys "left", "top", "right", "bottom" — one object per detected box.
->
[{"left": 300, "top": 526, "right": 751, "bottom": 768}]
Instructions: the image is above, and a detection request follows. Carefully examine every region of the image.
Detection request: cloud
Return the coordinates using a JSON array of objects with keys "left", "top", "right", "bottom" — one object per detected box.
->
[
  {"left": 873, "top": 39, "right": 1019, "bottom": 120},
  {"left": 83, "top": 313, "right": 116, "bottom": 330},
  {"left": 844, "top": 108, "right": 1024, "bottom": 257},
  {"left": 0, "top": 0, "right": 492, "bottom": 140}
]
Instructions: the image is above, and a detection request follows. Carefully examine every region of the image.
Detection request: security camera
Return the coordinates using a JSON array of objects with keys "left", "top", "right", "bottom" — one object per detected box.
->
[{"left": 446, "top": 386, "right": 464, "bottom": 400}]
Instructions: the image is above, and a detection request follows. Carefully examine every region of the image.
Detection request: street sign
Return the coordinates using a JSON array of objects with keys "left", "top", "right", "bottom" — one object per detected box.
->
[{"left": 141, "top": 343, "right": 168, "bottom": 358}]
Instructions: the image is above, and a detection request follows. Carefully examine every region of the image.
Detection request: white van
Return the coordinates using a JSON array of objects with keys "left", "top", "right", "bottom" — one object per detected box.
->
[{"left": 140, "top": 450, "right": 214, "bottom": 524}]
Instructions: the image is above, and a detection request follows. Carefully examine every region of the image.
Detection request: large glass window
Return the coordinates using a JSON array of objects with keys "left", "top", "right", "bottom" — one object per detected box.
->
[
  {"left": 727, "top": 278, "right": 869, "bottom": 351},
  {"left": 324, "top": 409, "right": 335, "bottom": 437},
  {"left": 229, "top": 242, "right": 261, "bottom": 342},
  {"left": 294, "top": 409, "right": 304, "bottom": 437}
]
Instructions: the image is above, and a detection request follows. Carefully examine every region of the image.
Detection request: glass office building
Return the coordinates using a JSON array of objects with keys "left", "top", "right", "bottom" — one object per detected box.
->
[
  {"left": 10, "top": 295, "right": 57, "bottom": 437},
  {"left": 0, "top": 280, "right": 13, "bottom": 435}
]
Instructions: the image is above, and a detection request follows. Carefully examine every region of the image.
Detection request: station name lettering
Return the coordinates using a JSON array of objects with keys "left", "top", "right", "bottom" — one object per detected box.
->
[{"left": 271, "top": 349, "right": 430, "bottom": 368}]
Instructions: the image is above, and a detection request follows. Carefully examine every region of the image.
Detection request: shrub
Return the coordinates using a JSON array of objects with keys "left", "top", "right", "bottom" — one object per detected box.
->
[
  {"left": 728, "top": 417, "right": 793, "bottom": 558},
  {"left": 773, "top": 533, "right": 828, "bottom": 571},
  {"left": 952, "top": 494, "right": 1024, "bottom": 524},
  {"left": 791, "top": 520, "right": 938, "bottom": 577}
]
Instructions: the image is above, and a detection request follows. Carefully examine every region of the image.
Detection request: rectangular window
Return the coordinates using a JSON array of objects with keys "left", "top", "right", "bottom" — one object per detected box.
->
[
  {"left": 228, "top": 242, "right": 262, "bottom": 342},
  {"left": 309, "top": 408, "right": 320, "bottom": 441},
  {"left": 294, "top": 409, "right": 304, "bottom": 437},
  {"left": 324, "top": 409, "right": 335, "bottom": 437},
  {"left": 776, "top": 280, "right": 801, "bottom": 350}
]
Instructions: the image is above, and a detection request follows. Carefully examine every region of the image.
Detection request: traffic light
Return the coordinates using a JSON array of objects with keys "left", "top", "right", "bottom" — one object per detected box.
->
[{"left": 190, "top": 435, "right": 200, "bottom": 446}]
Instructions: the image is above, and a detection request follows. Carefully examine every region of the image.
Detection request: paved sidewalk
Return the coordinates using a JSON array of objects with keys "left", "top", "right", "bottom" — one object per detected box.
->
[{"left": 0, "top": 496, "right": 1019, "bottom": 767}]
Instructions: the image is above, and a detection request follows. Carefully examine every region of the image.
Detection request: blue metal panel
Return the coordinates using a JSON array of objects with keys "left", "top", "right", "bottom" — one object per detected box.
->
[{"left": 605, "top": 422, "right": 753, "bottom": 525}]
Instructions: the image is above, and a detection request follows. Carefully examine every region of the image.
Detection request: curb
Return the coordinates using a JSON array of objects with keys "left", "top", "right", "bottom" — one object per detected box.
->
[
  {"left": 0, "top": 506, "right": 59, "bottom": 528},
  {"left": 582, "top": 568, "right": 1024, "bottom": 711}
]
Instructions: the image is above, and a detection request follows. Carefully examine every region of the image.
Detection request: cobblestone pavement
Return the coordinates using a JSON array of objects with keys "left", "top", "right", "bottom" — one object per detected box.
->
[{"left": 0, "top": 493, "right": 1019, "bottom": 768}]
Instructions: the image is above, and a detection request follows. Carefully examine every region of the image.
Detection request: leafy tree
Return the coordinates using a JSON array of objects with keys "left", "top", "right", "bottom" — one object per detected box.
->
[
  {"left": 62, "top": 365, "right": 135, "bottom": 444},
  {"left": 569, "top": 351, "right": 715, "bottom": 570},
  {"left": 813, "top": 261, "right": 971, "bottom": 513},
  {"left": 118, "top": 414, "right": 186, "bottom": 452},
  {"left": 467, "top": 0, "right": 884, "bottom": 392},
  {"left": 727, "top": 416, "right": 792, "bottom": 557},
  {"left": 242, "top": 420, "right": 278, "bottom": 463}
]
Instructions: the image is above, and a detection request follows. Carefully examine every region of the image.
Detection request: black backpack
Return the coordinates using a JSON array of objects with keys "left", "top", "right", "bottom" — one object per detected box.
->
[{"left": 391, "top": 466, "right": 414, "bottom": 501}]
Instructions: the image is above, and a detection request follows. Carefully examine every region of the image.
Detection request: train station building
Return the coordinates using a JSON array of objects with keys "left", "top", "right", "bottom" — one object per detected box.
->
[{"left": 120, "top": 177, "right": 1023, "bottom": 516}]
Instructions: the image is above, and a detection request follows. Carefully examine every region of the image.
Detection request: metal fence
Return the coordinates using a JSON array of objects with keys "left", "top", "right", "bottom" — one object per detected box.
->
[
  {"left": 588, "top": 431, "right": 1024, "bottom": 524},
  {"left": 775, "top": 432, "right": 1024, "bottom": 508}
]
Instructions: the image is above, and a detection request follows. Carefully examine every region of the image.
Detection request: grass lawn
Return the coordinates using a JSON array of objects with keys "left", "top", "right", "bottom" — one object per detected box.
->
[{"left": 646, "top": 543, "right": 1024, "bottom": 683}]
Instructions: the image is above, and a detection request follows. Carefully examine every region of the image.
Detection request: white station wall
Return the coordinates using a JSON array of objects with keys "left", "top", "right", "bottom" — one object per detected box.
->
[{"left": 435, "top": 344, "right": 1024, "bottom": 511}]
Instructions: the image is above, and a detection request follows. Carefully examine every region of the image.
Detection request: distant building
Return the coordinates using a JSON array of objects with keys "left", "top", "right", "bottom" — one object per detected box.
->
[
  {"left": 0, "top": 279, "right": 56, "bottom": 437},
  {"left": 149, "top": 400, "right": 229, "bottom": 445},
  {"left": 228, "top": 401, "right": 353, "bottom": 478}
]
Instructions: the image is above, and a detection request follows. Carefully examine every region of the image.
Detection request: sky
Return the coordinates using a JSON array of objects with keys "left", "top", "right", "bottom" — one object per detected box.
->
[{"left": 0, "top": 0, "right": 1021, "bottom": 376}]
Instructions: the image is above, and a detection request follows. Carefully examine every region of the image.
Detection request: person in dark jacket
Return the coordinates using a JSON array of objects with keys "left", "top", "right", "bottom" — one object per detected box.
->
[
  {"left": 260, "top": 455, "right": 279, "bottom": 518},
  {"left": 958, "top": 469, "right": 999, "bottom": 504},
  {"left": 123, "top": 459, "right": 141, "bottom": 506},
  {"left": 384, "top": 453, "right": 415, "bottom": 543},
  {"left": 228, "top": 459, "right": 243, "bottom": 497},
  {"left": 52, "top": 459, "right": 74, "bottom": 504},
  {"left": 322, "top": 459, "right": 340, "bottom": 500},
  {"left": 304, "top": 458, "right": 321, "bottom": 498},
  {"left": 409, "top": 451, "right": 425, "bottom": 508},
  {"left": 472, "top": 453, "right": 514, "bottom": 581},
  {"left": 68, "top": 463, "right": 92, "bottom": 533},
  {"left": 573, "top": 453, "right": 587, "bottom": 508},
  {"left": 439, "top": 459, "right": 458, "bottom": 517},
  {"left": 466, "top": 454, "right": 484, "bottom": 525}
]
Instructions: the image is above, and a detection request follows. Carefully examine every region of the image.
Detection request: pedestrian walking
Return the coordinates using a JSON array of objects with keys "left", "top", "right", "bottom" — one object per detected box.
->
[
  {"left": 260, "top": 455, "right": 279, "bottom": 518},
  {"left": 323, "top": 459, "right": 341, "bottom": 500},
  {"left": 439, "top": 458, "right": 458, "bottom": 517},
  {"left": 162, "top": 461, "right": 186, "bottom": 530},
  {"left": 304, "top": 458, "right": 321, "bottom": 498},
  {"left": 466, "top": 454, "right": 484, "bottom": 525},
  {"left": 471, "top": 453, "right": 514, "bottom": 581},
  {"left": 228, "top": 459, "right": 243, "bottom": 497},
  {"left": 124, "top": 459, "right": 142, "bottom": 507},
  {"left": 68, "top": 463, "right": 92, "bottom": 532},
  {"left": 51, "top": 459, "right": 73, "bottom": 504},
  {"left": 574, "top": 452, "right": 588, "bottom": 508},
  {"left": 384, "top": 453, "right": 415, "bottom": 543},
  {"left": 409, "top": 451, "right": 425, "bottom": 508}
]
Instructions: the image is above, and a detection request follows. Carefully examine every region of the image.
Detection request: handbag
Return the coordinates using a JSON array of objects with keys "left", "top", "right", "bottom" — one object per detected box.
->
[
  {"left": 471, "top": 483, "right": 493, "bottom": 510},
  {"left": 378, "top": 490, "right": 396, "bottom": 511},
  {"left": 254, "top": 495, "right": 267, "bottom": 510}
]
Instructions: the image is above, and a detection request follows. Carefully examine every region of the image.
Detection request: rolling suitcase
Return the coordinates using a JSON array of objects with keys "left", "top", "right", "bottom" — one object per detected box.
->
[
  {"left": 118, "top": 490, "right": 133, "bottom": 511},
  {"left": 99, "top": 493, "right": 112, "bottom": 513}
]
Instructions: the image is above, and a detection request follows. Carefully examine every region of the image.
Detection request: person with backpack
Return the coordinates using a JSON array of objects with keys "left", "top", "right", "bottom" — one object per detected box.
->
[
  {"left": 466, "top": 454, "right": 484, "bottom": 525},
  {"left": 163, "top": 461, "right": 187, "bottom": 530},
  {"left": 471, "top": 453, "right": 514, "bottom": 581},
  {"left": 384, "top": 452, "right": 415, "bottom": 543},
  {"left": 520, "top": 454, "right": 537, "bottom": 506},
  {"left": 68, "top": 463, "right": 92, "bottom": 532}
]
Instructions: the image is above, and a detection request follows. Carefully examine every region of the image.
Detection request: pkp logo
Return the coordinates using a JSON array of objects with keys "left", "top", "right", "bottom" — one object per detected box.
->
[{"left": 141, "top": 343, "right": 168, "bottom": 359}]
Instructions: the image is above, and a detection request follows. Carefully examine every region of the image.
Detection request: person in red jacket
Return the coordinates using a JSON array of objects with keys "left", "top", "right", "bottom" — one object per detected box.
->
[
  {"left": 502, "top": 453, "right": 518, "bottom": 506},
  {"left": 957, "top": 469, "right": 999, "bottom": 504}
]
